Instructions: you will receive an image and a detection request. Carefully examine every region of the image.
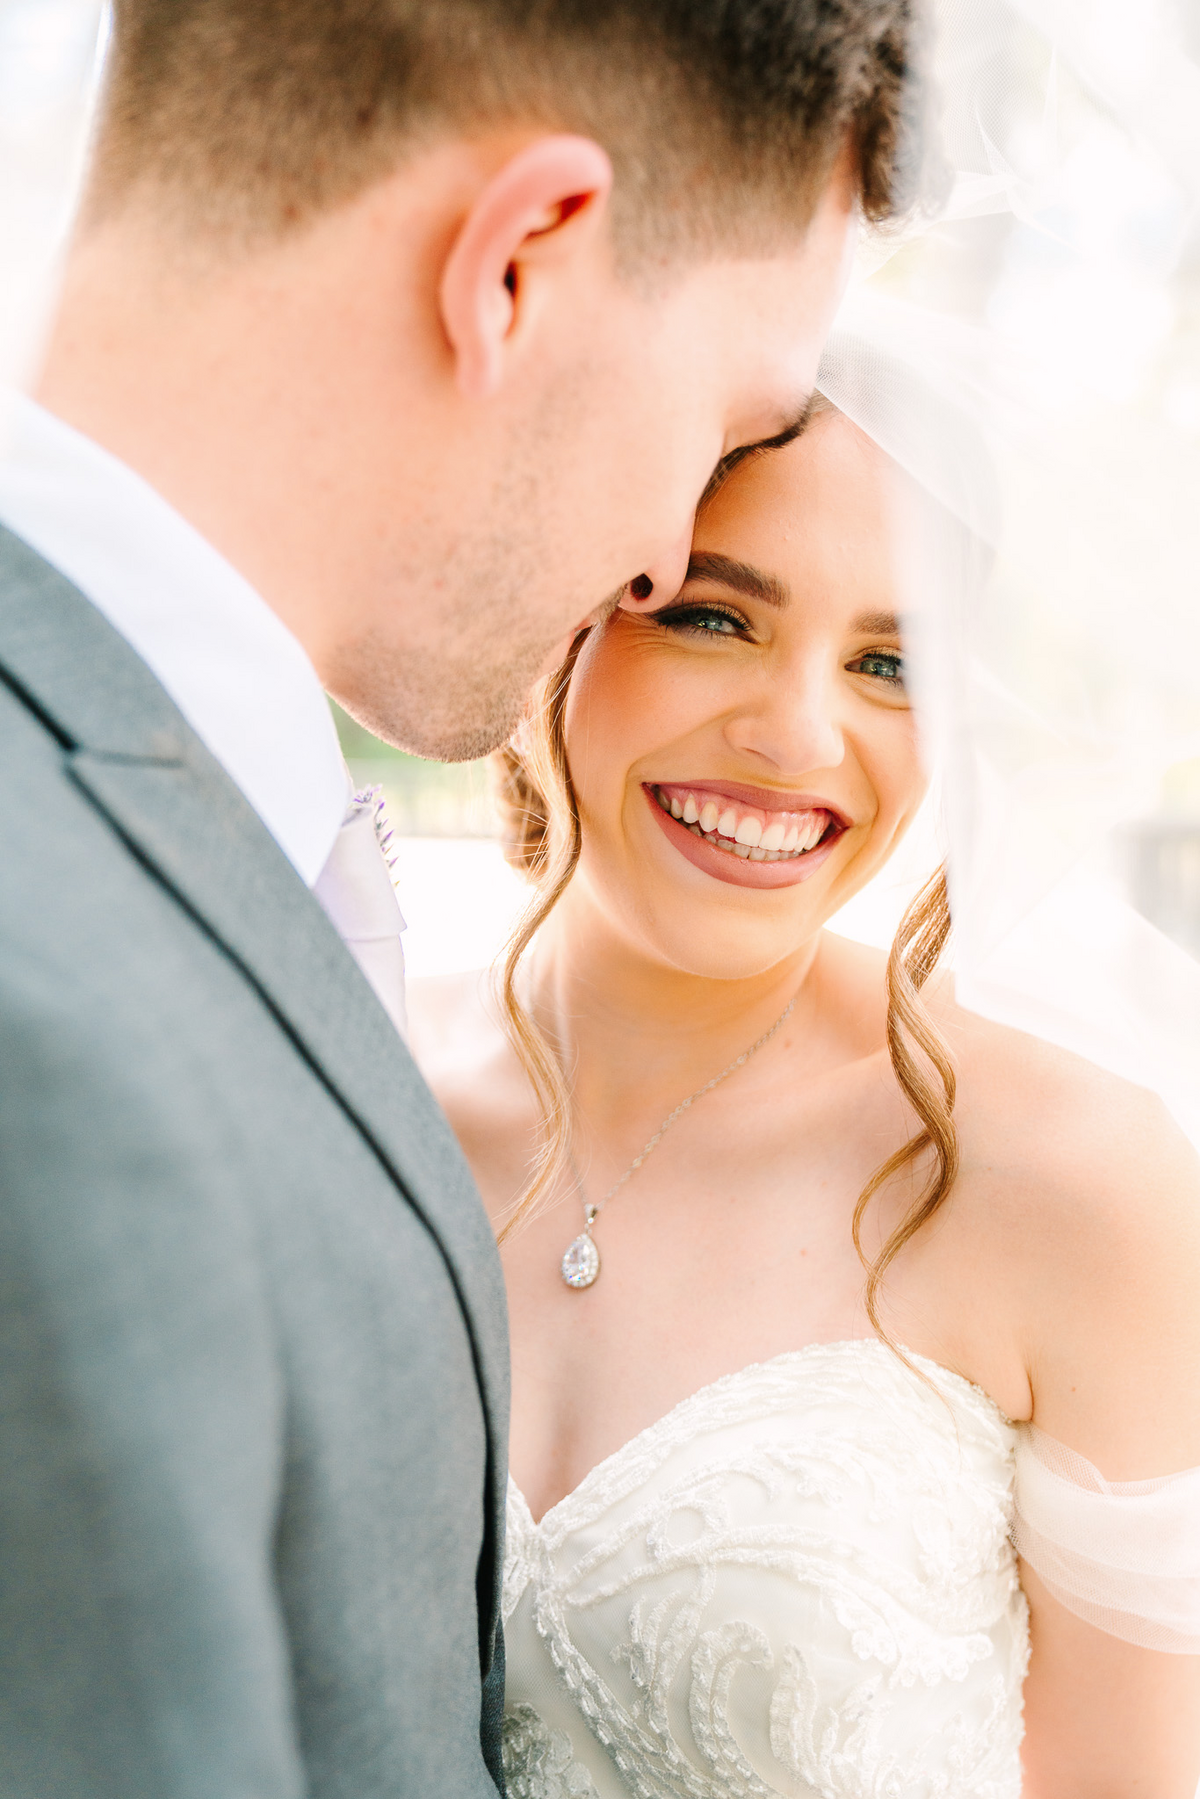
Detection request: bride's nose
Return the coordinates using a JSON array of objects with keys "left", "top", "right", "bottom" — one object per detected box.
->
[{"left": 724, "top": 663, "right": 845, "bottom": 777}]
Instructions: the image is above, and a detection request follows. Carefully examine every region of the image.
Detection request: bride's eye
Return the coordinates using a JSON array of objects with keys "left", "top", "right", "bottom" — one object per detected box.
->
[
  {"left": 847, "top": 646, "right": 905, "bottom": 687},
  {"left": 649, "top": 601, "right": 751, "bottom": 640}
]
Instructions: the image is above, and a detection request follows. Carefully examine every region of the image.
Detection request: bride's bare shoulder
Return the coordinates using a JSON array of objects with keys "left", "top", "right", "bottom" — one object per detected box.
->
[
  {"left": 935, "top": 994, "right": 1200, "bottom": 1329},
  {"left": 822, "top": 934, "right": 1197, "bottom": 1233},
  {"left": 944, "top": 995, "right": 1191, "bottom": 1191},
  {"left": 929, "top": 993, "right": 1200, "bottom": 1466}
]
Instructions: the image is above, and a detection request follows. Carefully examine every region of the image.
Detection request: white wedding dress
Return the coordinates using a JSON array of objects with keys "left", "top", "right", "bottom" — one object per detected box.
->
[{"left": 502, "top": 1340, "right": 1030, "bottom": 1799}]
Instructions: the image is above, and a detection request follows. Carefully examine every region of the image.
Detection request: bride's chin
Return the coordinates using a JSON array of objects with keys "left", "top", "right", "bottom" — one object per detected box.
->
[
  {"left": 614, "top": 877, "right": 824, "bottom": 983},
  {"left": 628, "top": 838, "right": 830, "bottom": 940},
  {"left": 570, "top": 825, "right": 831, "bottom": 978}
]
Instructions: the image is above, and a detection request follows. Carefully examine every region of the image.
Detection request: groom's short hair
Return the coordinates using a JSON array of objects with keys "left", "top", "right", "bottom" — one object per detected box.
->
[{"left": 92, "top": 0, "right": 928, "bottom": 257}]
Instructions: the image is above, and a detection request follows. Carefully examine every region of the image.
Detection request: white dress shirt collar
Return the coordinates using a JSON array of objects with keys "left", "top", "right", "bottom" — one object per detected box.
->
[{"left": 0, "top": 392, "right": 347, "bottom": 887}]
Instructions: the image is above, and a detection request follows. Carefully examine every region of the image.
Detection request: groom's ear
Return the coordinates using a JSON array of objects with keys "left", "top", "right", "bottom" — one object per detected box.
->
[{"left": 439, "top": 135, "right": 614, "bottom": 401}]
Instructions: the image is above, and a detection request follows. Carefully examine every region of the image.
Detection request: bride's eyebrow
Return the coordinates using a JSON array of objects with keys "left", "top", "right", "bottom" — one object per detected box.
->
[
  {"left": 851, "top": 610, "right": 901, "bottom": 635},
  {"left": 682, "top": 551, "right": 789, "bottom": 609}
]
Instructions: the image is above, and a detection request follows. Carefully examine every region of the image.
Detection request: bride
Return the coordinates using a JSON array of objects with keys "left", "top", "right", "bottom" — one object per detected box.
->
[{"left": 409, "top": 396, "right": 1200, "bottom": 1796}]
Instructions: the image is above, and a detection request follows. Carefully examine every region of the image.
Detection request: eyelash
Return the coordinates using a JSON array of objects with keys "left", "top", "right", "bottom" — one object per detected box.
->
[
  {"left": 650, "top": 601, "right": 753, "bottom": 641},
  {"left": 847, "top": 648, "right": 905, "bottom": 686}
]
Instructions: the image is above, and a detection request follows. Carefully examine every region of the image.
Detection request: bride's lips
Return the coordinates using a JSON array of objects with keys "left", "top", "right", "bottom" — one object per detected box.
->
[{"left": 642, "top": 781, "right": 848, "bottom": 890}]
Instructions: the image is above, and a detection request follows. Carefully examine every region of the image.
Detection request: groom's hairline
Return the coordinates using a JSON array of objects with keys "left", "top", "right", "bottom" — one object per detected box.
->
[{"left": 87, "top": 1, "right": 929, "bottom": 257}]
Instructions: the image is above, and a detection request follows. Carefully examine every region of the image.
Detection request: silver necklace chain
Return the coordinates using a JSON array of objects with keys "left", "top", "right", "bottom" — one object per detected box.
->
[{"left": 559, "top": 991, "right": 798, "bottom": 1290}]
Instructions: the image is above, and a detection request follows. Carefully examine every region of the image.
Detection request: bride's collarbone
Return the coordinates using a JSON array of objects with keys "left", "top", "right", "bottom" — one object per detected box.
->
[
  {"left": 431, "top": 974, "right": 1048, "bottom": 1445},
  {"left": 500, "top": 1076, "right": 1044, "bottom": 1494}
]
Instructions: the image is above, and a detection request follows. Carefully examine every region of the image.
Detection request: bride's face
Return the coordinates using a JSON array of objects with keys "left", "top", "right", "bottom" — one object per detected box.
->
[{"left": 561, "top": 410, "right": 927, "bottom": 978}]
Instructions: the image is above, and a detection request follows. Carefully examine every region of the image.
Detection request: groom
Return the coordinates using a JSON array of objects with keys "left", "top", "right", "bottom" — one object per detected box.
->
[{"left": 0, "top": 3, "right": 921, "bottom": 1795}]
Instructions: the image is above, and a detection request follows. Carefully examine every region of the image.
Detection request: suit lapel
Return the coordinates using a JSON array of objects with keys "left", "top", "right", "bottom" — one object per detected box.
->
[
  {"left": 69, "top": 747, "right": 510, "bottom": 1373},
  {"left": 0, "top": 527, "right": 508, "bottom": 1665}
]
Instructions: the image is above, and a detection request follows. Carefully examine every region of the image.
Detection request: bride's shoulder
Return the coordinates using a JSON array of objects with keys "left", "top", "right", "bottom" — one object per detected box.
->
[
  {"left": 932, "top": 998, "right": 1200, "bottom": 1468},
  {"left": 945, "top": 996, "right": 1188, "bottom": 1174},
  {"left": 937, "top": 995, "right": 1200, "bottom": 1303}
]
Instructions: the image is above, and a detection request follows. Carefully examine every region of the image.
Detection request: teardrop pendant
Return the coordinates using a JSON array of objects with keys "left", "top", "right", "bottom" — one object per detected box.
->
[{"left": 560, "top": 1229, "right": 600, "bottom": 1289}]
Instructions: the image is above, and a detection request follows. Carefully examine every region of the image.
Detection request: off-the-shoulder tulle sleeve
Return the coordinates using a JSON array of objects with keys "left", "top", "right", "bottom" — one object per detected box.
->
[{"left": 1012, "top": 1425, "right": 1200, "bottom": 1652}]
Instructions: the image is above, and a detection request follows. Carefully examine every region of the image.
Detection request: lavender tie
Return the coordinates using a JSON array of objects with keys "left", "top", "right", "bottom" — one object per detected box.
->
[{"left": 313, "top": 786, "right": 407, "bottom": 1037}]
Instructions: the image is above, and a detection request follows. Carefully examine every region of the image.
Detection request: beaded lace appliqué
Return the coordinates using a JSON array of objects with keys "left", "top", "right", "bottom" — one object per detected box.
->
[
  {"left": 503, "top": 1703, "right": 601, "bottom": 1798},
  {"left": 503, "top": 1340, "right": 1029, "bottom": 1799}
]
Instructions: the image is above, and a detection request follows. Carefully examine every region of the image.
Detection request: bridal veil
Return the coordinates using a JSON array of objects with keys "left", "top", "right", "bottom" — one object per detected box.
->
[{"left": 819, "top": 0, "right": 1200, "bottom": 1650}]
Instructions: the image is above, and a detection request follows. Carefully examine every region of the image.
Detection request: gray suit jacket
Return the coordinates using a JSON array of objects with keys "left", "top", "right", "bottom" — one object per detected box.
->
[{"left": 0, "top": 526, "right": 509, "bottom": 1798}]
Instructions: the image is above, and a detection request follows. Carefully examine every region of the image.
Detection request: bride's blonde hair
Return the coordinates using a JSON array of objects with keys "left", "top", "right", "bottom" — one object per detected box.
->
[{"left": 491, "top": 614, "right": 957, "bottom": 1346}]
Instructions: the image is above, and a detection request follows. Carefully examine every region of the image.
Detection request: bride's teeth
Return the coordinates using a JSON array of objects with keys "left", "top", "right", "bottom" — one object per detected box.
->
[{"left": 662, "top": 790, "right": 837, "bottom": 863}]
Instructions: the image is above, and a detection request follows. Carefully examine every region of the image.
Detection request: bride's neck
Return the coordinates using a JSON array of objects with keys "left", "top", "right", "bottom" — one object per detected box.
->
[{"left": 527, "top": 882, "right": 822, "bottom": 1131}]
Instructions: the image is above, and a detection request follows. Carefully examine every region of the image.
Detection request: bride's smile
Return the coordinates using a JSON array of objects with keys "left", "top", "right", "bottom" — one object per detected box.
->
[{"left": 644, "top": 779, "right": 847, "bottom": 885}]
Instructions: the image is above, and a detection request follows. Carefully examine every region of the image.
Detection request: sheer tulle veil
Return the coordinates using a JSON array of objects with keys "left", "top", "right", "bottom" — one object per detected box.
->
[
  {"left": 822, "top": 0, "right": 1200, "bottom": 1157},
  {"left": 820, "top": 0, "right": 1200, "bottom": 1655}
]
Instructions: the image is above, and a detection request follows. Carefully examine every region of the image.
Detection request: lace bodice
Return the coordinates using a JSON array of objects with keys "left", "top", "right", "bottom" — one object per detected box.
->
[{"left": 502, "top": 1339, "right": 1029, "bottom": 1799}]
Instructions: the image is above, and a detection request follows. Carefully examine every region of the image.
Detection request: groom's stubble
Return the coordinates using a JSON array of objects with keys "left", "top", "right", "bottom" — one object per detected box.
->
[
  {"left": 334, "top": 583, "right": 621, "bottom": 765},
  {"left": 327, "top": 357, "right": 626, "bottom": 761}
]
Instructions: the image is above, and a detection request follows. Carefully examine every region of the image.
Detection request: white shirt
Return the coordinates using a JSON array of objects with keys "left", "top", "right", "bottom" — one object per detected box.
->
[{"left": 0, "top": 392, "right": 347, "bottom": 887}]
